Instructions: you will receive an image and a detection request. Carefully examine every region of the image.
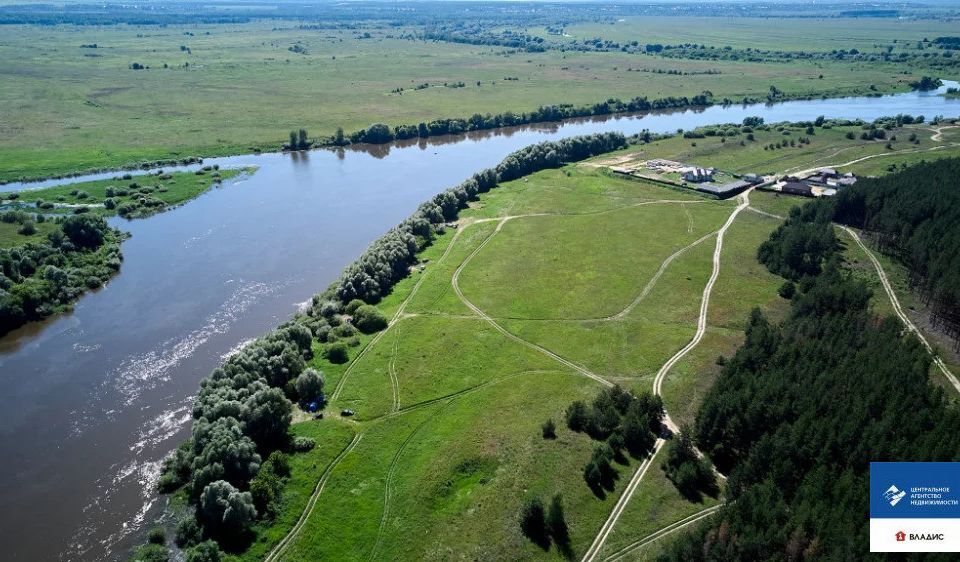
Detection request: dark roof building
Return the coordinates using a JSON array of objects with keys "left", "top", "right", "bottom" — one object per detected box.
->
[{"left": 781, "top": 181, "right": 814, "bottom": 197}]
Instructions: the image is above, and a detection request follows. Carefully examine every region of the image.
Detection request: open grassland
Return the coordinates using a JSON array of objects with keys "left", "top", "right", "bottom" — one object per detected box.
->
[
  {"left": 0, "top": 21, "right": 933, "bottom": 182},
  {"left": 232, "top": 159, "right": 800, "bottom": 560},
  {"left": 541, "top": 16, "right": 960, "bottom": 53}
]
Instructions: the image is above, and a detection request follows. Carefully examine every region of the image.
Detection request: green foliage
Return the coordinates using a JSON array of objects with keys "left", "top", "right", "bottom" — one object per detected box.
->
[
  {"left": 292, "top": 436, "right": 316, "bottom": 452},
  {"left": 344, "top": 298, "right": 365, "bottom": 315},
  {"left": 199, "top": 480, "right": 257, "bottom": 542},
  {"left": 665, "top": 263, "right": 960, "bottom": 559},
  {"left": 832, "top": 158, "right": 960, "bottom": 350},
  {"left": 351, "top": 304, "right": 388, "bottom": 333},
  {"left": 242, "top": 387, "right": 293, "bottom": 450},
  {"left": 186, "top": 541, "right": 221, "bottom": 562},
  {"left": 777, "top": 280, "right": 796, "bottom": 299},
  {"left": 757, "top": 205, "right": 836, "bottom": 280},
  {"left": 175, "top": 517, "right": 202, "bottom": 548},
  {"left": 294, "top": 368, "right": 325, "bottom": 402},
  {"left": 660, "top": 428, "right": 717, "bottom": 501},
  {"left": 249, "top": 464, "right": 284, "bottom": 517},
  {"left": 541, "top": 418, "right": 556, "bottom": 439},
  {"left": 326, "top": 341, "right": 349, "bottom": 364},
  {"left": 147, "top": 527, "right": 166, "bottom": 545},
  {"left": 131, "top": 543, "right": 168, "bottom": 562}
]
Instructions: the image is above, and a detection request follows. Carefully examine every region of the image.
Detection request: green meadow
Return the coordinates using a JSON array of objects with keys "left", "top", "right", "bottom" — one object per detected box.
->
[
  {"left": 0, "top": 20, "right": 933, "bottom": 182},
  {"left": 225, "top": 157, "right": 800, "bottom": 560}
]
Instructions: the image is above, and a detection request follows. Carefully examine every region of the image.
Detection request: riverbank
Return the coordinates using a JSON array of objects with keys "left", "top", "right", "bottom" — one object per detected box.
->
[{"left": 0, "top": 169, "right": 248, "bottom": 335}]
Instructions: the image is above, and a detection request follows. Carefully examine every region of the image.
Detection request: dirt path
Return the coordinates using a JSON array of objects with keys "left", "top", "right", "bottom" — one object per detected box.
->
[
  {"left": 451, "top": 216, "right": 614, "bottom": 388},
  {"left": 841, "top": 227, "right": 960, "bottom": 393},
  {"left": 601, "top": 504, "right": 723, "bottom": 562},
  {"left": 579, "top": 440, "right": 665, "bottom": 562},
  {"left": 264, "top": 433, "right": 363, "bottom": 562},
  {"left": 330, "top": 226, "right": 467, "bottom": 400}
]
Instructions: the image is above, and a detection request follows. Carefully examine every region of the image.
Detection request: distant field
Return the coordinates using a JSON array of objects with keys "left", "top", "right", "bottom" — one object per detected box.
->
[
  {"left": 0, "top": 20, "right": 935, "bottom": 181},
  {"left": 542, "top": 16, "right": 960, "bottom": 53}
]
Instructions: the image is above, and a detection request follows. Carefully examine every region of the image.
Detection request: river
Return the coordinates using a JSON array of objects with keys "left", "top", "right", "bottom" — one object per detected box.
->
[{"left": 1, "top": 83, "right": 958, "bottom": 561}]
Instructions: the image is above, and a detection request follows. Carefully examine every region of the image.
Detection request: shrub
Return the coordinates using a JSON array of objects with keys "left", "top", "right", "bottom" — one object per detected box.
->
[
  {"left": 294, "top": 368, "right": 325, "bottom": 403},
  {"left": 147, "top": 526, "right": 166, "bottom": 545},
  {"left": 175, "top": 517, "right": 202, "bottom": 548},
  {"left": 541, "top": 418, "right": 556, "bottom": 439},
  {"left": 352, "top": 304, "right": 388, "bottom": 333},
  {"left": 344, "top": 298, "right": 365, "bottom": 315},
  {"left": 186, "top": 540, "right": 221, "bottom": 562},
  {"left": 292, "top": 436, "right": 316, "bottom": 452},
  {"left": 326, "top": 342, "right": 349, "bottom": 364},
  {"left": 778, "top": 280, "right": 796, "bottom": 299},
  {"left": 18, "top": 221, "right": 36, "bottom": 235}
]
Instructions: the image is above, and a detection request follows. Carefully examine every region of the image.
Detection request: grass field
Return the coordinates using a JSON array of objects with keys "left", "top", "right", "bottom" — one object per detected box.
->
[
  {"left": 540, "top": 16, "right": 960, "bottom": 53},
  {"left": 0, "top": 19, "right": 937, "bottom": 182},
  {"left": 225, "top": 155, "right": 798, "bottom": 560}
]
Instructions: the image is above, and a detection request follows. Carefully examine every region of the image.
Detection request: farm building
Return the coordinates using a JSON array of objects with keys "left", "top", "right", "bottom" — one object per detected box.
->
[
  {"left": 781, "top": 181, "right": 815, "bottom": 197},
  {"left": 681, "top": 167, "right": 715, "bottom": 183}
]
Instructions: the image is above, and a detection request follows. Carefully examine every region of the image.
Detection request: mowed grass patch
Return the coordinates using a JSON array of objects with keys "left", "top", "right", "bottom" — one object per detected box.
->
[
  {"left": 748, "top": 190, "right": 802, "bottom": 219},
  {"left": 500, "top": 233, "right": 716, "bottom": 388},
  {"left": 283, "top": 370, "right": 652, "bottom": 561},
  {"left": 228, "top": 420, "right": 356, "bottom": 562},
  {"left": 464, "top": 165, "right": 701, "bottom": 220},
  {"left": 335, "top": 314, "right": 558, "bottom": 419},
  {"left": 403, "top": 220, "right": 498, "bottom": 316},
  {"left": 457, "top": 202, "right": 731, "bottom": 319}
]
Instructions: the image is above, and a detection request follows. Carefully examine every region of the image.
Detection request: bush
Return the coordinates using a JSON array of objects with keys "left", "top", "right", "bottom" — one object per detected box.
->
[
  {"left": 18, "top": 221, "right": 36, "bottom": 235},
  {"left": 294, "top": 368, "right": 325, "bottom": 403},
  {"left": 292, "top": 436, "right": 316, "bottom": 452},
  {"left": 565, "top": 400, "right": 590, "bottom": 432},
  {"left": 344, "top": 298, "right": 365, "bottom": 315},
  {"left": 132, "top": 543, "right": 168, "bottom": 562},
  {"left": 326, "top": 342, "right": 349, "bottom": 364},
  {"left": 541, "top": 418, "right": 556, "bottom": 439},
  {"left": 250, "top": 465, "right": 283, "bottom": 517},
  {"left": 147, "top": 526, "right": 166, "bottom": 545},
  {"left": 175, "top": 517, "right": 202, "bottom": 548},
  {"left": 778, "top": 280, "right": 796, "bottom": 299},
  {"left": 199, "top": 480, "right": 256, "bottom": 540},
  {"left": 186, "top": 541, "right": 221, "bottom": 562},
  {"left": 352, "top": 304, "right": 388, "bottom": 333}
]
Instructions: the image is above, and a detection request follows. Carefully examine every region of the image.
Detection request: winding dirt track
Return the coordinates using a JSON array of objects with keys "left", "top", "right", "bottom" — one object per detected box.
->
[
  {"left": 841, "top": 226, "right": 960, "bottom": 393},
  {"left": 602, "top": 504, "right": 723, "bottom": 562},
  {"left": 263, "top": 433, "right": 363, "bottom": 562},
  {"left": 580, "top": 190, "right": 750, "bottom": 562}
]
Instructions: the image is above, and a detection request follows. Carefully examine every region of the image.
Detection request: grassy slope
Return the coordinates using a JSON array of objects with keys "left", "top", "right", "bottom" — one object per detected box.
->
[{"left": 0, "top": 20, "right": 933, "bottom": 182}]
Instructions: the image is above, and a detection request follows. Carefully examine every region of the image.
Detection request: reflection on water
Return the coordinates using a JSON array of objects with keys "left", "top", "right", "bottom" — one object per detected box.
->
[{"left": 0, "top": 83, "right": 957, "bottom": 561}]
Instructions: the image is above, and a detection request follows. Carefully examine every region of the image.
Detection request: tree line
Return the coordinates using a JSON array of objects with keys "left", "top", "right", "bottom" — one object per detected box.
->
[
  {"left": 830, "top": 157, "right": 960, "bottom": 351},
  {"left": 660, "top": 162, "right": 960, "bottom": 559},
  {"left": 313, "top": 94, "right": 713, "bottom": 150}
]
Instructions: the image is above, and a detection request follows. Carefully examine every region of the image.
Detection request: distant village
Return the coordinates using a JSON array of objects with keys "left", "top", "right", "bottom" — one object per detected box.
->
[{"left": 606, "top": 157, "right": 858, "bottom": 199}]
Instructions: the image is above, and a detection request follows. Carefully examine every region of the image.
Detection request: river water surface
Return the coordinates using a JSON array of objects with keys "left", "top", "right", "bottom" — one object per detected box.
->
[{"left": 1, "top": 84, "right": 958, "bottom": 561}]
